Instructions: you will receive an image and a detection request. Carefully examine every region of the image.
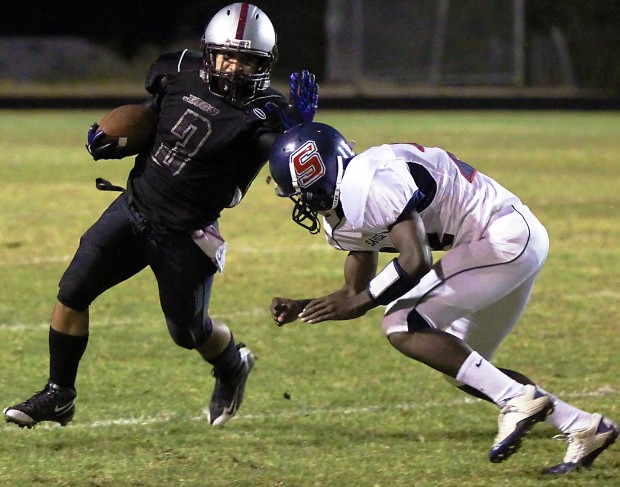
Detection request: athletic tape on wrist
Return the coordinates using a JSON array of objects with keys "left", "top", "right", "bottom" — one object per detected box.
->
[{"left": 367, "top": 258, "right": 419, "bottom": 305}]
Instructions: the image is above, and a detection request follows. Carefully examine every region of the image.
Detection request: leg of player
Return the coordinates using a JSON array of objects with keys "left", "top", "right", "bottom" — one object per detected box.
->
[
  {"left": 3, "top": 301, "right": 87, "bottom": 428},
  {"left": 198, "top": 319, "right": 255, "bottom": 427},
  {"left": 154, "top": 231, "right": 256, "bottom": 428},
  {"left": 539, "top": 390, "right": 619, "bottom": 474},
  {"left": 387, "top": 329, "right": 553, "bottom": 463},
  {"left": 486, "top": 367, "right": 618, "bottom": 472},
  {"left": 453, "top": 367, "right": 619, "bottom": 472}
]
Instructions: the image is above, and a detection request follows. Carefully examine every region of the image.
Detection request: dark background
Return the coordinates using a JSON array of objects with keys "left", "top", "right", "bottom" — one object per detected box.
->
[
  {"left": 5, "top": 1, "right": 620, "bottom": 92},
  {"left": 5, "top": 1, "right": 327, "bottom": 85}
]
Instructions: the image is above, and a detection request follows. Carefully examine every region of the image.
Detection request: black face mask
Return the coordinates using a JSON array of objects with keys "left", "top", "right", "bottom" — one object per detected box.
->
[
  {"left": 289, "top": 194, "right": 321, "bottom": 235},
  {"left": 208, "top": 71, "right": 257, "bottom": 102}
]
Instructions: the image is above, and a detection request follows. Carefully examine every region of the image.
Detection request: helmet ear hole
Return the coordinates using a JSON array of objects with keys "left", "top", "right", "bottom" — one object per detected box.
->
[{"left": 303, "top": 189, "right": 333, "bottom": 212}]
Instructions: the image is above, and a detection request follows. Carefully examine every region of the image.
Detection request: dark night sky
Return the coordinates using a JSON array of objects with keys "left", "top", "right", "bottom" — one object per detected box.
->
[{"left": 5, "top": 1, "right": 620, "bottom": 91}]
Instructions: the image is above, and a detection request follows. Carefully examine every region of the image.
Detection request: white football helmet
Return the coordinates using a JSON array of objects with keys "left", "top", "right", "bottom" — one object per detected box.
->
[{"left": 201, "top": 3, "right": 278, "bottom": 102}]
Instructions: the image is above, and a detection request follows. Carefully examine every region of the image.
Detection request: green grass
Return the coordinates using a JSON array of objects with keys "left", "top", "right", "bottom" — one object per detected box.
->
[{"left": 0, "top": 110, "right": 619, "bottom": 486}]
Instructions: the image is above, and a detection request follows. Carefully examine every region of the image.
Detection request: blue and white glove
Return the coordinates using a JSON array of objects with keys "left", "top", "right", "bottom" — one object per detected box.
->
[
  {"left": 86, "top": 123, "right": 127, "bottom": 161},
  {"left": 289, "top": 70, "right": 319, "bottom": 124},
  {"left": 266, "top": 70, "right": 319, "bottom": 131}
]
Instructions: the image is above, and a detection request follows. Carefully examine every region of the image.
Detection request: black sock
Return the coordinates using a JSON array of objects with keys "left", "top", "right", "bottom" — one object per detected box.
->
[
  {"left": 207, "top": 337, "right": 241, "bottom": 378},
  {"left": 48, "top": 327, "right": 89, "bottom": 390}
]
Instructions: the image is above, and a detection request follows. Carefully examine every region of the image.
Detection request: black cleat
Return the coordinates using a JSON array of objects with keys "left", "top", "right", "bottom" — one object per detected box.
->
[
  {"left": 207, "top": 344, "right": 255, "bottom": 426},
  {"left": 3, "top": 382, "right": 76, "bottom": 428}
]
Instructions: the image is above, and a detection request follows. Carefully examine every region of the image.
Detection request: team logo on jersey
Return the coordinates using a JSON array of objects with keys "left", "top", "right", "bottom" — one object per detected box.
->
[
  {"left": 290, "top": 140, "right": 326, "bottom": 188},
  {"left": 183, "top": 95, "right": 220, "bottom": 116},
  {"left": 253, "top": 108, "right": 266, "bottom": 119}
]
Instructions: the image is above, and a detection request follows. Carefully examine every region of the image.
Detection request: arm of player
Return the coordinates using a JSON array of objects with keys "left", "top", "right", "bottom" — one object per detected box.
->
[
  {"left": 299, "top": 211, "right": 432, "bottom": 324},
  {"left": 382, "top": 210, "right": 433, "bottom": 296},
  {"left": 297, "top": 251, "right": 379, "bottom": 324},
  {"left": 271, "top": 250, "right": 378, "bottom": 326}
]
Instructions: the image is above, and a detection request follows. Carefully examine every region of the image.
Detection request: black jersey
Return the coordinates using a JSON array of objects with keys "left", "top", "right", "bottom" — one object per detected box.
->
[{"left": 127, "top": 49, "right": 289, "bottom": 232}]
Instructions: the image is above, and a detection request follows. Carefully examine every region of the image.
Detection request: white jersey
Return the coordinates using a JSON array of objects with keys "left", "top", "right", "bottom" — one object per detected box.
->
[
  {"left": 324, "top": 143, "right": 521, "bottom": 252},
  {"left": 319, "top": 142, "right": 548, "bottom": 361}
]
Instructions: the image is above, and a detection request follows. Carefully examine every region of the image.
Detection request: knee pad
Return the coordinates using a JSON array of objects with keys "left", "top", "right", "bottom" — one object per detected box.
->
[
  {"left": 166, "top": 316, "right": 214, "bottom": 350},
  {"left": 57, "top": 266, "right": 95, "bottom": 312}
]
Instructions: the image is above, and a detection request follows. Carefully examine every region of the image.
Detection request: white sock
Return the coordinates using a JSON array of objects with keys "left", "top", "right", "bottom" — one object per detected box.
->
[
  {"left": 538, "top": 388, "right": 593, "bottom": 433},
  {"left": 456, "top": 351, "right": 525, "bottom": 407}
]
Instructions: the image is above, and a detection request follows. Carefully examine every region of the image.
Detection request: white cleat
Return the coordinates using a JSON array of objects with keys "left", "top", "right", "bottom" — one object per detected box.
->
[
  {"left": 489, "top": 384, "right": 554, "bottom": 463},
  {"left": 545, "top": 413, "right": 619, "bottom": 474}
]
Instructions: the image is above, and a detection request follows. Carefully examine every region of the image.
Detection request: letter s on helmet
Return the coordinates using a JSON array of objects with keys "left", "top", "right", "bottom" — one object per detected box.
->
[
  {"left": 269, "top": 122, "right": 355, "bottom": 234},
  {"left": 201, "top": 3, "right": 278, "bottom": 102}
]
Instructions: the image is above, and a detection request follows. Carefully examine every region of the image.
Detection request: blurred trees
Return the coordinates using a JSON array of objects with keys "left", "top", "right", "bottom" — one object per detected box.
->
[
  {"left": 527, "top": 0, "right": 620, "bottom": 91},
  {"left": 6, "top": 1, "right": 326, "bottom": 82},
  {"left": 5, "top": 0, "right": 619, "bottom": 90}
]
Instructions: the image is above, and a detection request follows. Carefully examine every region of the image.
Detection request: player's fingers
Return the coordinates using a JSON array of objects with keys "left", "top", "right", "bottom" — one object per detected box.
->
[
  {"left": 299, "top": 301, "right": 330, "bottom": 323},
  {"left": 299, "top": 310, "right": 328, "bottom": 324},
  {"left": 270, "top": 299, "right": 286, "bottom": 312},
  {"left": 289, "top": 73, "right": 300, "bottom": 96}
]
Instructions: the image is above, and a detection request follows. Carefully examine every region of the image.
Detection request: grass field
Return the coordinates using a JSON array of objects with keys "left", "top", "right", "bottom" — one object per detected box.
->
[{"left": 0, "top": 109, "right": 618, "bottom": 486}]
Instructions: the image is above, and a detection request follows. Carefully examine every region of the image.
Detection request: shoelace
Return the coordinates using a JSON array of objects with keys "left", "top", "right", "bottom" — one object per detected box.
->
[
  {"left": 17, "top": 388, "right": 57, "bottom": 408},
  {"left": 552, "top": 433, "right": 584, "bottom": 463},
  {"left": 495, "top": 404, "right": 520, "bottom": 436}
]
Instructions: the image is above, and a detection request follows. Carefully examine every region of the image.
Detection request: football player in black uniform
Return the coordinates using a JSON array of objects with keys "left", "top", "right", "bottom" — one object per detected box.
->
[{"left": 3, "top": 3, "right": 319, "bottom": 428}]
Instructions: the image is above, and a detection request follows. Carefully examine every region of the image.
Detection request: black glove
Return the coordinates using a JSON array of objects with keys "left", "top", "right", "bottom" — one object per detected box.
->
[{"left": 85, "top": 123, "right": 128, "bottom": 161}]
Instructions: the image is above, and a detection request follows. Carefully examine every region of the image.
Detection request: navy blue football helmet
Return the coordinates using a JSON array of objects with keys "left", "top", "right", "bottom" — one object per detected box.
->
[{"left": 269, "top": 122, "right": 355, "bottom": 234}]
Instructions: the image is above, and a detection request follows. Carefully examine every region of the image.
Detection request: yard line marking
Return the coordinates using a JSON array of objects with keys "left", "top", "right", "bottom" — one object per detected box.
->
[
  {"left": 0, "top": 308, "right": 270, "bottom": 331},
  {"left": 1, "top": 387, "right": 616, "bottom": 432},
  {"left": 0, "top": 244, "right": 329, "bottom": 267},
  {"left": 0, "top": 255, "right": 73, "bottom": 266},
  {"left": 565, "top": 290, "right": 620, "bottom": 299}
]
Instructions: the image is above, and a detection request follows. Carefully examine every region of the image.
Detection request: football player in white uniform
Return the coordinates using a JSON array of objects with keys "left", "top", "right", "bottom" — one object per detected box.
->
[{"left": 268, "top": 122, "right": 618, "bottom": 473}]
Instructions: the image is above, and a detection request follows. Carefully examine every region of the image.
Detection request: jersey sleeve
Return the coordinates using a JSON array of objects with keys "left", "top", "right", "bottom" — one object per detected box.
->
[
  {"left": 364, "top": 160, "right": 420, "bottom": 229},
  {"left": 144, "top": 49, "right": 202, "bottom": 95},
  {"left": 247, "top": 88, "right": 290, "bottom": 136},
  {"left": 342, "top": 154, "right": 420, "bottom": 230}
]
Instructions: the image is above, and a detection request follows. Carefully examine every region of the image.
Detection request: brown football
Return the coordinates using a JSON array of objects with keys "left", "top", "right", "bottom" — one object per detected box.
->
[{"left": 98, "top": 104, "right": 157, "bottom": 155}]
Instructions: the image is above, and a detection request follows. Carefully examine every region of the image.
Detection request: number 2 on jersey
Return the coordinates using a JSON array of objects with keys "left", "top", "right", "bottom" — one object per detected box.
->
[{"left": 153, "top": 109, "right": 212, "bottom": 175}]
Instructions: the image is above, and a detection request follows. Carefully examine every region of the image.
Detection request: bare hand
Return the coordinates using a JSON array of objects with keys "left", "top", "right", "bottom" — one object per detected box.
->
[
  {"left": 298, "top": 294, "right": 370, "bottom": 324},
  {"left": 271, "top": 297, "right": 306, "bottom": 326}
]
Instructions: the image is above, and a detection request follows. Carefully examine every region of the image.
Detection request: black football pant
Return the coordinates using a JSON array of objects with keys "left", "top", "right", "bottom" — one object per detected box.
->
[{"left": 57, "top": 193, "right": 217, "bottom": 349}]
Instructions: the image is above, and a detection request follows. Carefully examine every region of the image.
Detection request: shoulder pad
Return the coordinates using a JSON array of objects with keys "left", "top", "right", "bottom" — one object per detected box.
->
[{"left": 144, "top": 49, "right": 202, "bottom": 94}]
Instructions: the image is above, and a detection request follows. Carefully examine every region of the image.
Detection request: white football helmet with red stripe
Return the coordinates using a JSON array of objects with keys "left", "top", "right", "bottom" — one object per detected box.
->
[{"left": 201, "top": 3, "right": 278, "bottom": 101}]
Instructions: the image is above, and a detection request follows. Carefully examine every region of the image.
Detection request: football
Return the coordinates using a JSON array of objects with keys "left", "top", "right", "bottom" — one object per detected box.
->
[{"left": 98, "top": 104, "right": 158, "bottom": 155}]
